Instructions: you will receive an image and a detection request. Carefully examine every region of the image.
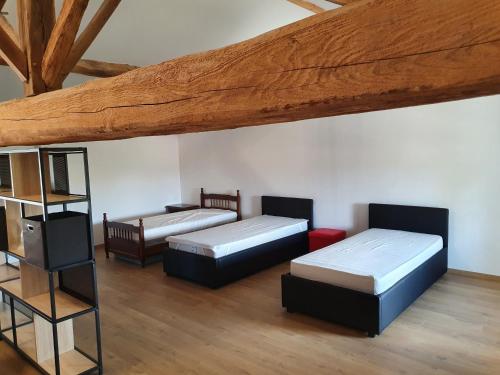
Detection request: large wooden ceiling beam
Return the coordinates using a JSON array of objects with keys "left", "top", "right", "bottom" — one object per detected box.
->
[
  {"left": 61, "top": 0, "right": 121, "bottom": 82},
  {"left": 0, "top": 0, "right": 499, "bottom": 147},
  {"left": 287, "top": 0, "right": 325, "bottom": 13},
  {"left": 41, "top": 0, "right": 89, "bottom": 90},
  {"left": 17, "top": 0, "right": 56, "bottom": 95},
  {"left": 0, "top": 15, "right": 27, "bottom": 81}
]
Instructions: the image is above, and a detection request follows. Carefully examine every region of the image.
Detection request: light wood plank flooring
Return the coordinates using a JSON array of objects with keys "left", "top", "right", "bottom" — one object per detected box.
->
[{"left": 1, "top": 247, "right": 500, "bottom": 374}]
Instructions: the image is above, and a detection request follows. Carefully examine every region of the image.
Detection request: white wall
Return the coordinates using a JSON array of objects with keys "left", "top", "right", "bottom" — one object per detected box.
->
[
  {"left": 179, "top": 95, "right": 500, "bottom": 276},
  {"left": 64, "top": 137, "right": 181, "bottom": 243}
]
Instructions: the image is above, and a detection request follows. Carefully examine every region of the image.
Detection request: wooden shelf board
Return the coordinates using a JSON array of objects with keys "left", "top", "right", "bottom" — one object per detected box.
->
[
  {"left": 0, "top": 149, "right": 39, "bottom": 155},
  {"left": 0, "top": 263, "right": 20, "bottom": 282},
  {"left": 16, "top": 193, "right": 86, "bottom": 204},
  {"left": 3, "top": 323, "right": 96, "bottom": 375},
  {"left": 0, "top": 279, "right": 92, "bottom": 320},
  {"left": 40, "top": 349, "right": 97, "bottom": 375},
  {"left": 0, "top": 193, "right": 87, "bottom": 206},
  {"left": 3, "top": 322, "right": 37, "bottom": 359}
]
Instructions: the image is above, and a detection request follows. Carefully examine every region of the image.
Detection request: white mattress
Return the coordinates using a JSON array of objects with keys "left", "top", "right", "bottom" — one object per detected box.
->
[
  {"left": 291, "top": 228, "right": 443, "bottom": 295},
  {"left": 124, "top": 209, "right": 237, "bottom": 241},
  {"left": 167, "top": 215, "right": 308, "bottom": 258}
]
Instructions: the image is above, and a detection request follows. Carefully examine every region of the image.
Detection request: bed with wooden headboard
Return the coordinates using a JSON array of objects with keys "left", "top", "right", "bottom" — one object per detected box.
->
[{"left": 103, "top": 188, "right": 241, "bottom": 267}]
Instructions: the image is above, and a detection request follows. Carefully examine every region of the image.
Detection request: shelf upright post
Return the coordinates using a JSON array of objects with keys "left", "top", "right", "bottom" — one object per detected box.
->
[
  {"left": 83, "top": 148, "right": 104, "bottom": 374},
  {"left": 83, "top": 149, "right": 94, "bottom": 257},
  {"left": 39, "top": 150, "right": 62, "bottom": 375},
  {"left": 9, "top": 296, "right": 17, "bottom": 347},
  {"left": 48, "top": 271, "right": 61, "bottom": 375},
  {"left": 0, "top": 148, "right": 102, "bottom": 375},
  {"left": 37, "top": 149, "right": 49, "bottom": 220}
]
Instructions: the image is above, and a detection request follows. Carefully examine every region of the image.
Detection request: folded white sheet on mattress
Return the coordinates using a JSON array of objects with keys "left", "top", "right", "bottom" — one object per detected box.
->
[
  {"left": 291, "top": 228, "right": 443, "bottom": 295},
  {"left": 124, "top": 209, "right": 237, "bottom": 241},
  {"left": 167, "top": 215, "right": 308, "bottom": 258}
]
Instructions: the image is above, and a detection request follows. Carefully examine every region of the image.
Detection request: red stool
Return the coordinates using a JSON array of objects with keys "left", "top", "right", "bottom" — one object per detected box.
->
[{"left": 308, "top": 228, "right": 347, "bottom": 252}]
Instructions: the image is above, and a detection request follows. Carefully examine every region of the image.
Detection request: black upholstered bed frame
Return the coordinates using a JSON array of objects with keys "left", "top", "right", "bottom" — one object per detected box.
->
[
  {"left": 163, "top": 196, "right": 313, "bottom": 288},
  {"left": 282, "top": 203, "right": 449, "bottom": 337}
]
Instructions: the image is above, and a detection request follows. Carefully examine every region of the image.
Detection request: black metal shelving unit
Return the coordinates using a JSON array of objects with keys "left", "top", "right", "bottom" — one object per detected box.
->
[{"left": 0, "top": 147, "right": 103, "bottom": 375}]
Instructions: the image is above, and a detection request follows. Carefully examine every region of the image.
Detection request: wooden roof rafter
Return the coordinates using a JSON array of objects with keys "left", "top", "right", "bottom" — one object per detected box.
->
[
  {"left": 0, "top": 11, "right": 20, "bottom": 46},
  {"left": 0, "top": 56, "right": 138, "bottom": 78},
  {"left": 71, "top": 58, "right": 137, "bottom": 78},
  {"left": 0, "top": 0, "right": 126, "bottom": 90},
  {"left": 17, "top": 0, "right": 57, "bottom": 95},
  {"left": 325, "top": 0, "right": 358, "bottom": 5},
  {"left": 287, "top": 0, "right": 358, "bottom": 13},
  {"left": 41, "top": 0, "right": 90, "bottom": 90},
  {"left": 287, "top": 0, "right": 326, "bottom": 13},
  {"left": 0, "top": 9, "right": 27, "bottom": 81},
  {"left": 59, "top": 0, "right": 121, "bottom": 83}
]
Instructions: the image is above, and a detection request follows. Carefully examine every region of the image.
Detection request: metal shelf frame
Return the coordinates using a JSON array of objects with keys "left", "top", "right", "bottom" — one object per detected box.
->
[{"left": 0, "top": 147, "right": 103, "bottom": 375}]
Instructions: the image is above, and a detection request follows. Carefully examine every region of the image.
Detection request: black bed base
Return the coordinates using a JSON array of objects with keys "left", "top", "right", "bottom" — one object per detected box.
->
[
  {"left": 282, "top": 247, "right": 448, "bottom": 337},
  {"left": 164, "top": 231, "right": 308, "bottom": 289},
  {"left": 282, "top": 202, "right": 449, "bottom": 337}
]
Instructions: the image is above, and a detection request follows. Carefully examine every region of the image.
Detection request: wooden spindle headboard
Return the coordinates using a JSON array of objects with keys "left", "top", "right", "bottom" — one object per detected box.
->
[{"left": 200, "top": 188, "right": 241, "bottom": 221}]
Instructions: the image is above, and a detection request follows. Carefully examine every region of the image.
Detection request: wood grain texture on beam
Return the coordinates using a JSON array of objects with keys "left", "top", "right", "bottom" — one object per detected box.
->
[
  {"left": 41, "top": 0, "right": 89, "bottom": 89},
  {"left": 287, "top": 0, "right": 325, "bottom": 13},
  {"left": 61, "top": 0, "right": 121, "bottom": 82},
  {"left": 17, "top": 0, "right": 56, "bottom": 95},
  {"left": 0, "top": 17, "right": 27, "bottom": 81},
  {"left": 0, "top": 0, "right": 499, "bottom": 147}
]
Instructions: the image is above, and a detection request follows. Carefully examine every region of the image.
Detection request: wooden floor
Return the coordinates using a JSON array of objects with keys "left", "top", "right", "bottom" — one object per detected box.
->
[{"left": 2, "top": 247, "right": 500, "bottom": 375}]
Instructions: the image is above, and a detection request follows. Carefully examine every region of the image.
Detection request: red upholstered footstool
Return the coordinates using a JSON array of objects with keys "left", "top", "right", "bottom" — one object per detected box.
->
[{"left": 308, "top": 228, "right": 347, "bottom": 252}]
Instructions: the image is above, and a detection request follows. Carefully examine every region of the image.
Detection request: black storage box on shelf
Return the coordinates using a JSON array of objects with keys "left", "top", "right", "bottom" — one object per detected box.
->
[{"left": 22, "top": 211, "right": 91, "bottom": 270}]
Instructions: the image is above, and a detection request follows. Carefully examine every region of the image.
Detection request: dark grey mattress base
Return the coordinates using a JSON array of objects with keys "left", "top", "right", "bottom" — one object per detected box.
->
[
  {"left": 282, "top": 247, "right": 447, "bottom": 337},
  {"left": 164, "top": 231, "right": 308, "bottom": 289}
]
